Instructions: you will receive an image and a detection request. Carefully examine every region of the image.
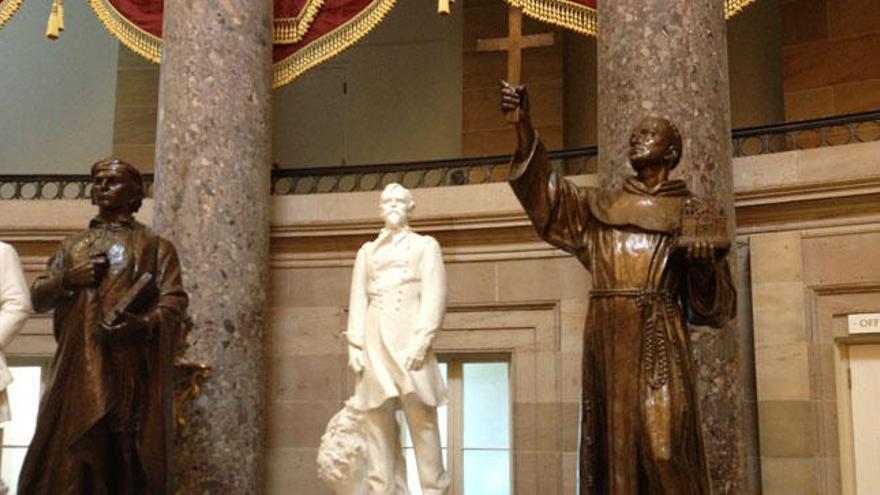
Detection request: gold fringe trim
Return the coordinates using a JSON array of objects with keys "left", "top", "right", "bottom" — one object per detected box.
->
[
  {"left": 507, "top": 0, "right": 760, "bottom": 37},
  {"left": 507, "top": 0, "right": 596, "bottom": 36},
  {"left": 274, "top": 0, "right": 325, "bottom": 44},
  {"left": 0, "top": 0, "right": 24, "bottom": 30},
  {"left": 725, "top": 0, "right": 759, "bottom": 19},
  {"left": 273, "top": 0, "right": 398, "bottom": 89},
  {"left": 88, "top": 0, "right": 162, "bottom": 63}
]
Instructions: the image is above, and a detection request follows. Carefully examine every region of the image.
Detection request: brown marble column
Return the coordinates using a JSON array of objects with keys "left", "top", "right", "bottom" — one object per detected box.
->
[
  {"left": 596, "top": 0, "right": 757, "bottom": 493},
  {"left": 152, "top": 0, "right": 272, "bottom": 492}
]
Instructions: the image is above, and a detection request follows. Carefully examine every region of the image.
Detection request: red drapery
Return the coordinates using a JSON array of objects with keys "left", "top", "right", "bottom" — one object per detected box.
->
[{"left": 89, "top": 0, "right": 397, "bottom": 88}]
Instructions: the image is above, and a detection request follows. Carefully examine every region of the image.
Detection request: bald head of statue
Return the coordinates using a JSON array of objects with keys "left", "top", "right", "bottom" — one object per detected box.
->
[{"left": 627, "top": 116, "right": 683, "bottom": 173}]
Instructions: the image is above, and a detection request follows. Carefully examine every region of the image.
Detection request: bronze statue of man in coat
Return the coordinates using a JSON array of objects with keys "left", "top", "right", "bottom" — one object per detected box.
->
[
  {"left": 19, "top": 158, "right": 188, "bottom": 495},
  {"left": 501, "top": 83, "right": 735, "bottom": 494}
]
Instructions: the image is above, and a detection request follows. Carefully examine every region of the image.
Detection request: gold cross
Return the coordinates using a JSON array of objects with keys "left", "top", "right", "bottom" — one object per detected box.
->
[{"left": 476, "top": 7, "right": 555, "bottom": 88}]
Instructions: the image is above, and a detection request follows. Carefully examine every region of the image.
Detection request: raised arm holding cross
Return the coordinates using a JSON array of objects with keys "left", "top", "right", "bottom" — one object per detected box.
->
[{"left": 477, "top": 7, "right": 554, "bottom": 122}]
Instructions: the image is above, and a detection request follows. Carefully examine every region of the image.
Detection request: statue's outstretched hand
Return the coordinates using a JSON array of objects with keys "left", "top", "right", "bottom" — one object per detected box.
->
[
  {"left": 500, "top": 81, "right": 535, "bottom": 159},
  {"left": 348, "top": 346, "right": 365, "bottom": 374},
  {"left": 500, "top": 81, "right": 530, "bottom": 118}
]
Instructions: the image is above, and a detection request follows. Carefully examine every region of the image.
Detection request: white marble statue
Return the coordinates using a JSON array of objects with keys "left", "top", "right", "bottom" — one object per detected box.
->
[
  {"left": 318, "top": 183, "right": 449, "bottom": 495},
  {"left": 0, "top": 241, "right": 32, "bottom": 493}
]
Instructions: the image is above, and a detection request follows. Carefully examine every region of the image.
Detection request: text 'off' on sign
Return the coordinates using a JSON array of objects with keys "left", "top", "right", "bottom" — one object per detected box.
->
[{"left": 848, "top": 313, "right": 880, "bottom": 334}]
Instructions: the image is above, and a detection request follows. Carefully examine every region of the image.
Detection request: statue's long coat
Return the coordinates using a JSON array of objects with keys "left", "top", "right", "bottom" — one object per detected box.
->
[
  {"left": 18, "top": 220, "right": 187, "bottom": 495},
  {"left": 510, "top": 139, "right": 735, "bottom": 494},
  {"left": 346, "top": 228, "right": 447, "bottom": 411}
]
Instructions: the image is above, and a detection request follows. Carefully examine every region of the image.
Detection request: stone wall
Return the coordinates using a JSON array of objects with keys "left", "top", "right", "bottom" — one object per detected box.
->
[
  {"left": 736, "top": 140, "right": 880, "bottom": 494},
  {"left": 781, "top": 0, "right": 880, "bottom": 120}
]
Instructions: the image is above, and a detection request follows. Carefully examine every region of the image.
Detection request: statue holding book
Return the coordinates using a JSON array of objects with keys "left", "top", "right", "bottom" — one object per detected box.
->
[{"left": 18, "top": 158, "right": 188, "bottom": 495}]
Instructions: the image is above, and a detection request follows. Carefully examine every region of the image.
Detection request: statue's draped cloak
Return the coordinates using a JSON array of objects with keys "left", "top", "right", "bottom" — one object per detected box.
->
[
  {"left": 18, "top": 220, "right": 187, "bottom": 495},
  {"left": 510, "top": 140, "right": 735, "bottom": 494}
]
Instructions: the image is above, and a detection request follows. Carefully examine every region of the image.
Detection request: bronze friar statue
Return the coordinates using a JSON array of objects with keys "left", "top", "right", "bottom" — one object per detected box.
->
[
  {"left": 19, "top": 159, "right": 188, "bottom": 495},
  {"left": 501, "top": 83, "right": 735, "bottom": 494}
]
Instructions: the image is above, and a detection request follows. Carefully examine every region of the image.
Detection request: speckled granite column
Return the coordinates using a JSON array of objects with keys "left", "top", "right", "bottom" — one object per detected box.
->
[
  {"left": 152, "top": 0, "right": 272, "bottom": 492},
  {"left": 597, "top": 0, "right": 757, "bottom": 493}
]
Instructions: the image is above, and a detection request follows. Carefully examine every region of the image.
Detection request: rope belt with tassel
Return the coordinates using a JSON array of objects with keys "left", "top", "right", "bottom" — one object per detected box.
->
[{"left": 589, "top": 288, "right": 677, "bottom": 388}]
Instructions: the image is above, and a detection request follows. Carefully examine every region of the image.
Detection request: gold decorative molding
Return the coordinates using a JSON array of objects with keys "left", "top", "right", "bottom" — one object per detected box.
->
[
  {"left": 725, "top": 0, "right": 759, "bottom": 18},
  {"left": 174, "top": 362, "right": 211, "bottom": 428},
  {"left": 506, "top": 0, "right": 597, "bottom": 37},
  {"left": 0, "top": 0, "right": 24, "bottom": 29}
]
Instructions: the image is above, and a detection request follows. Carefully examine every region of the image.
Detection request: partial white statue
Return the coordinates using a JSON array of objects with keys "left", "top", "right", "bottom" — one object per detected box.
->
[
  {"left": 0, "top": 241, "right": 31, "bottom": 420},
  {"left": 0, "top": 241, "right": 32, "bottom": 493},
  {"left": 318, "top": 183, "right": 449, "bottom": 495}
]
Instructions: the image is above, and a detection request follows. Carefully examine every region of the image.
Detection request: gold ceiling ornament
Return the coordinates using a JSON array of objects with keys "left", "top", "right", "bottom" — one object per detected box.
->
[
  {"left": 88, "top": 0, "right": 162, "bottom": 63},
  {"left": 273, "top": 0, "right": 398, "bottom": 88},
  {"left": 437, "top": 0, "right": 453, "bottom": 15},
  {"left": 0, "top": 0, "right": 24, "bottom": 29},
  {"left": 45, "top": 0, "right": 64, "bottom": 40},
  {"left": 274, "top": 0, "right": 325, "bottom": 44}
]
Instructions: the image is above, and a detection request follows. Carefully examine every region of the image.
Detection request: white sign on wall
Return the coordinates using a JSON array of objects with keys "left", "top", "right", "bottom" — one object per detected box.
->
[{"left": 848, "top": 313, "right": 880, "bottom": 334}]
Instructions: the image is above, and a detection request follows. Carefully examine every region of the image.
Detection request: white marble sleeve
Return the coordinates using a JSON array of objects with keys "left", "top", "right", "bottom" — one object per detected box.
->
[
  {"left": 345, "top": 245, "right": 369, "bottom": 349},
  {"left": 415, "top": 236, "right": 446, "bottom": 350},
  {"left": 0, "top": 242, "right": 31, "bottom": 349}
]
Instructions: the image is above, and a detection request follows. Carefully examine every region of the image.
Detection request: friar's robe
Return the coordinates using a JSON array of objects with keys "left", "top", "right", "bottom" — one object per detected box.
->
[
  {"left": 510, "top": 138, "right": 735, "bottom": 494},
  {"left": 18, "top": 219, "right": 187, "bottom": 495}
]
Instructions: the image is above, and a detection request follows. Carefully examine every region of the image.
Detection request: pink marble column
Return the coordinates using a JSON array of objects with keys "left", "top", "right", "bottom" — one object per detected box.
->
[
  {"left": 152, "top": 0, "right": 272, "bottom": 491},
  {"left": 597, "top": 0, "right": 757, "bottom": 492}
]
